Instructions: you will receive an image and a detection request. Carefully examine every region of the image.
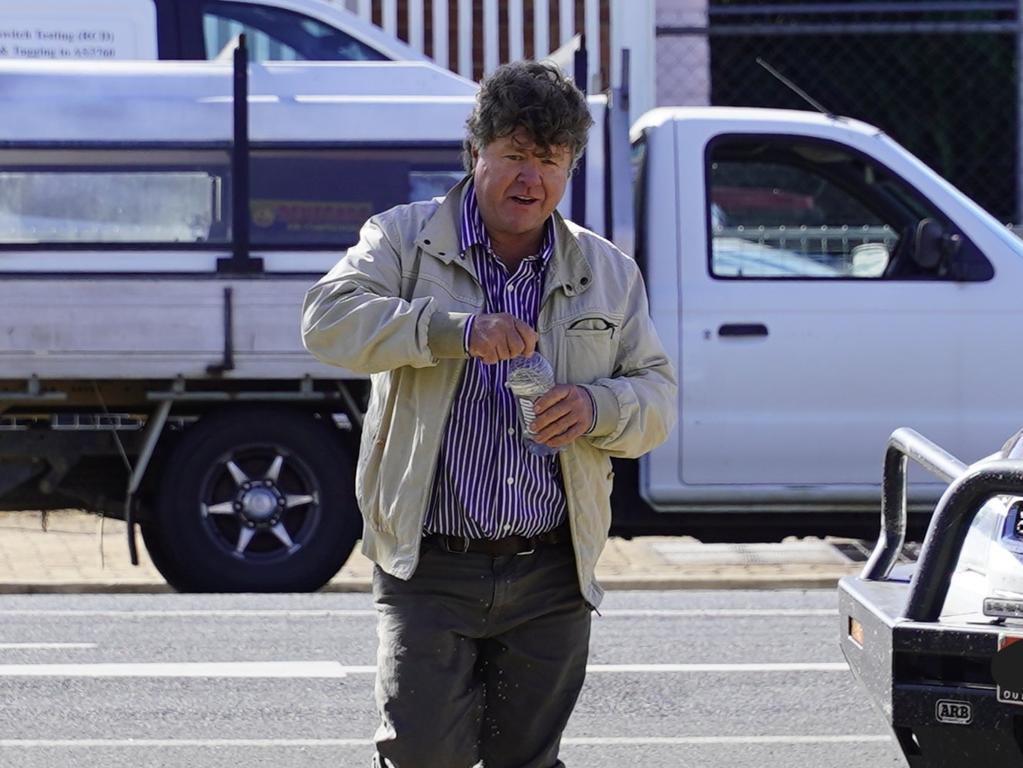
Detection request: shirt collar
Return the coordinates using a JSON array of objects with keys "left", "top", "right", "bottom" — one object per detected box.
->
[{"left": 460, "top": 181, "right": 555, "bottom": 265}]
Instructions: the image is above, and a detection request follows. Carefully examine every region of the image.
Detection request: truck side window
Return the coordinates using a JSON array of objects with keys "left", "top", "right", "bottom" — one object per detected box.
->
[
  {"left": 0, "top": 149, "right": 231, "bottom": 245},
  {"left": 0, "top": 146, "right": 460, "bottom": 253},
  {"left": 201, "top": 2, "right": 388, "bottom": 61},
  {"left": 248, "top": 147, "right": 463, "bottom": 247},
  {"left": 707, "top": 138, "right": 990, "bottom": 281}
]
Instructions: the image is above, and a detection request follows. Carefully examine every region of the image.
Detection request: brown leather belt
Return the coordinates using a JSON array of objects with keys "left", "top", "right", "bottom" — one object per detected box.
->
[{"left": 424, "top": 521, "right": 571, "bottom": 556}]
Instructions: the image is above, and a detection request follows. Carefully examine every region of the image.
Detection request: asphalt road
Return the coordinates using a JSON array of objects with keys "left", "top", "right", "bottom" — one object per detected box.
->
[{"left": 0, "top": 590, "right": 906, "bottom": 768}]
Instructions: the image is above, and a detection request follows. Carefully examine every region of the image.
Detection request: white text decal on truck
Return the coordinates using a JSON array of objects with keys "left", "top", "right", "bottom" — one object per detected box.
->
[{"left": 0, "top": 1, "right": 158, "bottom": 60}]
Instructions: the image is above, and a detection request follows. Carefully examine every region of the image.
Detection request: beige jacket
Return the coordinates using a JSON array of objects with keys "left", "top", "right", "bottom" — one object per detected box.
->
[{"left": 301, "top": 180, "right": 677, "bottom": 607}]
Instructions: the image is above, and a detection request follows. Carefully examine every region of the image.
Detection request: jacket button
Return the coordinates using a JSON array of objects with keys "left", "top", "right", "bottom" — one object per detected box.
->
[
  {"left": 581, "top": 277, "right": 589, "bottom": 285},
  {"left": 423, "top": 239, "right": 431, "bottom": 245}
]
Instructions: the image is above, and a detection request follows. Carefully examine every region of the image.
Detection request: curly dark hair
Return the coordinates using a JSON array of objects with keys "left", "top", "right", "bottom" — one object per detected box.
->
[{"left": 463, "top": 60, "right": 594, "bottom": 172}]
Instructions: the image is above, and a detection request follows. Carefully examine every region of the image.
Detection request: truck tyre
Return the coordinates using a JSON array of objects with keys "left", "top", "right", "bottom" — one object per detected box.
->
[{"left": 140, "top": 407, "right": 360, "bottom": 592}]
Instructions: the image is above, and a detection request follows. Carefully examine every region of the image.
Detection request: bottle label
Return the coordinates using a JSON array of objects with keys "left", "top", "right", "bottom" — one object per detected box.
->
[{"left": 518, "top": 396, "right": 538, "bottom": 434}]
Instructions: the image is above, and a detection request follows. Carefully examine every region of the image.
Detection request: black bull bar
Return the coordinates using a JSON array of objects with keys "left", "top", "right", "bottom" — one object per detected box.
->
[{"left": 839, "top": 428, "right": 1023, "bottom": 765}]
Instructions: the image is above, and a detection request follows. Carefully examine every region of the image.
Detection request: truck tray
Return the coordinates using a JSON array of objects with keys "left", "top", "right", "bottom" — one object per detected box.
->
[{"left": 0, "top": 277, "right": 349, "bottom": 380}]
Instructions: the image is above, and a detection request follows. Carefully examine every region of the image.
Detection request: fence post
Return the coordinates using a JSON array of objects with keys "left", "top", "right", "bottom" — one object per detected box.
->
[{"left": 611, "top": 0, "right": 656, "bottom": 124}]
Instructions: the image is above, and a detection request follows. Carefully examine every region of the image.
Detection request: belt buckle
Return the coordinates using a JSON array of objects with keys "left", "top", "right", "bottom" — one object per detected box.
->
[
  {"left": 515, "top": 540, "right": 536, "bottom": 557},
  {"left": 444, "top": 535, "right": 471, "bottom": 554}
]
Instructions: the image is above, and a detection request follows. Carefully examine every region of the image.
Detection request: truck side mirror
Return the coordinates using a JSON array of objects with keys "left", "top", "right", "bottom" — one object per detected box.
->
[
  {"left": 912, "top": 218, "right": 944, "bottom": 270},
  {"left": 912, "top": 218, "right": 963, "bottom": 277}
]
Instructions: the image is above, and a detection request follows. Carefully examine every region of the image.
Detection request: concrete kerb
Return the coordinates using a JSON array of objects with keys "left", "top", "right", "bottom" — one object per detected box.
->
[
  {"left": 0, "top": 510, "right": 863, "bottom": 594},
  {"left": 0, "top": 582, "right": 176, "bottom": 595},
  {"left": 0, "top": 575, "right": 852, "bottom": 595}
]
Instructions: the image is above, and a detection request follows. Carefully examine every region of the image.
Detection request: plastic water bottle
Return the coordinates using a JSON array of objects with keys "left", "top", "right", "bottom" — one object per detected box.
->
[{"left": 506, "top": 352, "right": 560, "bottom": 457}]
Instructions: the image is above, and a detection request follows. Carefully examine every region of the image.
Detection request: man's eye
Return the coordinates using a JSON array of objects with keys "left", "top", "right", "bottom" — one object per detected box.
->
[{"left": 505, "top": 155, "right": 523, "bottom": 161}]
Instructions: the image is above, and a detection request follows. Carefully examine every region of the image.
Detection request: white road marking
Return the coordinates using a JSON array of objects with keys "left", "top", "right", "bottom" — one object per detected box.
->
[
  {"left": 0, "top": 610, "right": 378, "bottom": 618},
  {"left": 0, "top": 735, "right": 892, "bottom": 748},
  {"left": 601, "top": 609, "right": 838, "bottom": 617},
  {"left": 570, "top": 735, "right": 892, "bottom": 745},
  {"left": 0, "top": 661, "right": 360, "bottom": 678},
  {"left": 0, "top": 608, "right": 836, "bottom": 618},
  {"left": 588, "top": 662, "right": 849, "bottom": 673},
  {"left": 0, "top": 643, "right": 96, "bottom": 650},
  {"left": 0, "top": 661, "right": 848, "bottom": 677}
]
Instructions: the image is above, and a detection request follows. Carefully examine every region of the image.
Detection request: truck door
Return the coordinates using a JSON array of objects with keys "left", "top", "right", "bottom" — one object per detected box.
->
[{"left": 675, "top": 131, "right": 994, "bottom": 492}]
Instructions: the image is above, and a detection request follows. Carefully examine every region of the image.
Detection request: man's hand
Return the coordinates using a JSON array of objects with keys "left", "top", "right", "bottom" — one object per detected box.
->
[
  {"left": 468, "top": 313, "right": 538, "bottom": 365},
  {"left": 531, "top": 385, "right": 594, "bottom": 449}
]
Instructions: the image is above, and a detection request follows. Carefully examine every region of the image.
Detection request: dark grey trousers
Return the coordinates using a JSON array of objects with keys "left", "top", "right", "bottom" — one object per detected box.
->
[{"left": 370, "top": 538, "right": 592, "bottom": 768}]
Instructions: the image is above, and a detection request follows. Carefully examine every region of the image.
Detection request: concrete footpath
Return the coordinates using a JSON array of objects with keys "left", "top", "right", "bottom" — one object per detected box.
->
[{"left": 0, "top": 510, "right": 869, "bottom": 593}]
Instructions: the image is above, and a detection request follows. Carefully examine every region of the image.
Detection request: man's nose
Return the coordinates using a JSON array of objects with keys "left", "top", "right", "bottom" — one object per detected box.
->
[{"left": 517, "top": 161, "right": 542, "bottom": 185}]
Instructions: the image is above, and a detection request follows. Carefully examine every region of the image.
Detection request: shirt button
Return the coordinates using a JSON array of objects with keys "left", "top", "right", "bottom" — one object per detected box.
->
[
  {"left": 507, "top": 427, "right": 515, "bottom": 435},
  {"left": 506, "top": 284, "right": 515, "bottom": 292},
  {"left": 506, "top": 476, "right": 515, "bottom": 485}
]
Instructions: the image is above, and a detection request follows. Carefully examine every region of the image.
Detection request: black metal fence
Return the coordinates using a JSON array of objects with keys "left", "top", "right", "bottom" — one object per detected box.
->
[{"left": 657, "top": 1, "right": 1021, "bottom": 224}]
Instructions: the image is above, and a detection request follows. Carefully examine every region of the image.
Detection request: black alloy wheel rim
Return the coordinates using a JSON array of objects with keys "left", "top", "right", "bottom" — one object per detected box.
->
[{"left": 197, "top": 444, "right": 322, "bottom": 563}]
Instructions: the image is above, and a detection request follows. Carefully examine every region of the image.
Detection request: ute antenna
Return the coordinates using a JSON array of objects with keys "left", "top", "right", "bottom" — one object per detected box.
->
[{"left": 756, "top": 58, "right": 837, "bottom": 120}]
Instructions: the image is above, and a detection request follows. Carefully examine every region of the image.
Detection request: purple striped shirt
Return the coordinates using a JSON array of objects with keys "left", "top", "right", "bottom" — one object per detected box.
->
[{"left": 424, "top": 183, "right": 566, "bottom": 539}]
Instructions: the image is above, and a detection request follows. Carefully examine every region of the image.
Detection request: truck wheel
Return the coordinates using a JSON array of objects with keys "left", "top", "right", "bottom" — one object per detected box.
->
[{"left": 141, "top": 408, "right": 360, "bottom": 592}]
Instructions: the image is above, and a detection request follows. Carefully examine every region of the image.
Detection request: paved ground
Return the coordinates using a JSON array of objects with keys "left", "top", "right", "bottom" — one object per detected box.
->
[
  {"left": 0, "top": 591, "right": 898, "bottom": 768},
  {"left": 0, "top": 510, "right": 869, "bottom": 593}
]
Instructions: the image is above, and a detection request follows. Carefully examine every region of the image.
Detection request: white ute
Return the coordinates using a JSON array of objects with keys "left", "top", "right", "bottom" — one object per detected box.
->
[{"left": 1, "top": 53, "right": 1023, "bottom": 590}]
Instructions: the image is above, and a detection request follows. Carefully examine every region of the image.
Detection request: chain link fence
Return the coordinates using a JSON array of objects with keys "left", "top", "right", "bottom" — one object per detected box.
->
[{"left": 656, "top": 1, "right": 1020, "bottom": 225}]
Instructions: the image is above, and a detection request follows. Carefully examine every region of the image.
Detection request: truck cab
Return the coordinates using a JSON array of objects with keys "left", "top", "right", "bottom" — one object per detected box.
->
[{"left": 627, "top": 107, "right": 1023, "bottom": 540}]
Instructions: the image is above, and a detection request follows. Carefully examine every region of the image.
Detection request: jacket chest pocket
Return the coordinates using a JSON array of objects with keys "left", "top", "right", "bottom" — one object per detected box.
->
[{"left": 551, "top": 314, "right": 621, "bottom": 384}]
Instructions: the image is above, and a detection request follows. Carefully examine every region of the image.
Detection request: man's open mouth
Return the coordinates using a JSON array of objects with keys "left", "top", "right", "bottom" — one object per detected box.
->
[{"left": 511, "top": 195, "right": 539, "bottom": 205}]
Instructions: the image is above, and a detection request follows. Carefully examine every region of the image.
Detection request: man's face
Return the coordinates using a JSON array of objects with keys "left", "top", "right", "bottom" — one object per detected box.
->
[{"left": 472, "top": 130, "right": 572, "bottom": 249}]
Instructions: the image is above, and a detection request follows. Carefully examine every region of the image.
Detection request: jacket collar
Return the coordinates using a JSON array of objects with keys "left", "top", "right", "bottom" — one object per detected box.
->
[
  {"left": 414, "top": 176, "right": 593, "bottom": 298},
  {"left": 414, "top": 175, "right": 471, "bottom": 266}
]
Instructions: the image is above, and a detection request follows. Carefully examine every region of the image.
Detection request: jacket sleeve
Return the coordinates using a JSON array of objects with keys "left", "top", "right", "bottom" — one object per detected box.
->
[
  {"left": 579, "top": 265, "right": 678, "bottom": 458},
  {"left": 301, "top": 214, "right": 470, "bottom": 375}
]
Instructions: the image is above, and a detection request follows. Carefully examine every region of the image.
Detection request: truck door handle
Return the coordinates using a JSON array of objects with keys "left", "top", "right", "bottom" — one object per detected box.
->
[{"left": 718, "top": 323, "right": 768, "bottom": 338}]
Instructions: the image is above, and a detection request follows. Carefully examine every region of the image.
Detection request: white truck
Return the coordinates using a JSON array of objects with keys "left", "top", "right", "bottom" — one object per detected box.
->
[{"left": 0, "top": 51, "right": 1018, "bottom": 591}]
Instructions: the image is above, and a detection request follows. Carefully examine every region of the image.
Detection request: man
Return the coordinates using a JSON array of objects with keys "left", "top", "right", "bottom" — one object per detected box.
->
[{"left": 302, "top": 60, "right": 677, "bottom": 768}]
